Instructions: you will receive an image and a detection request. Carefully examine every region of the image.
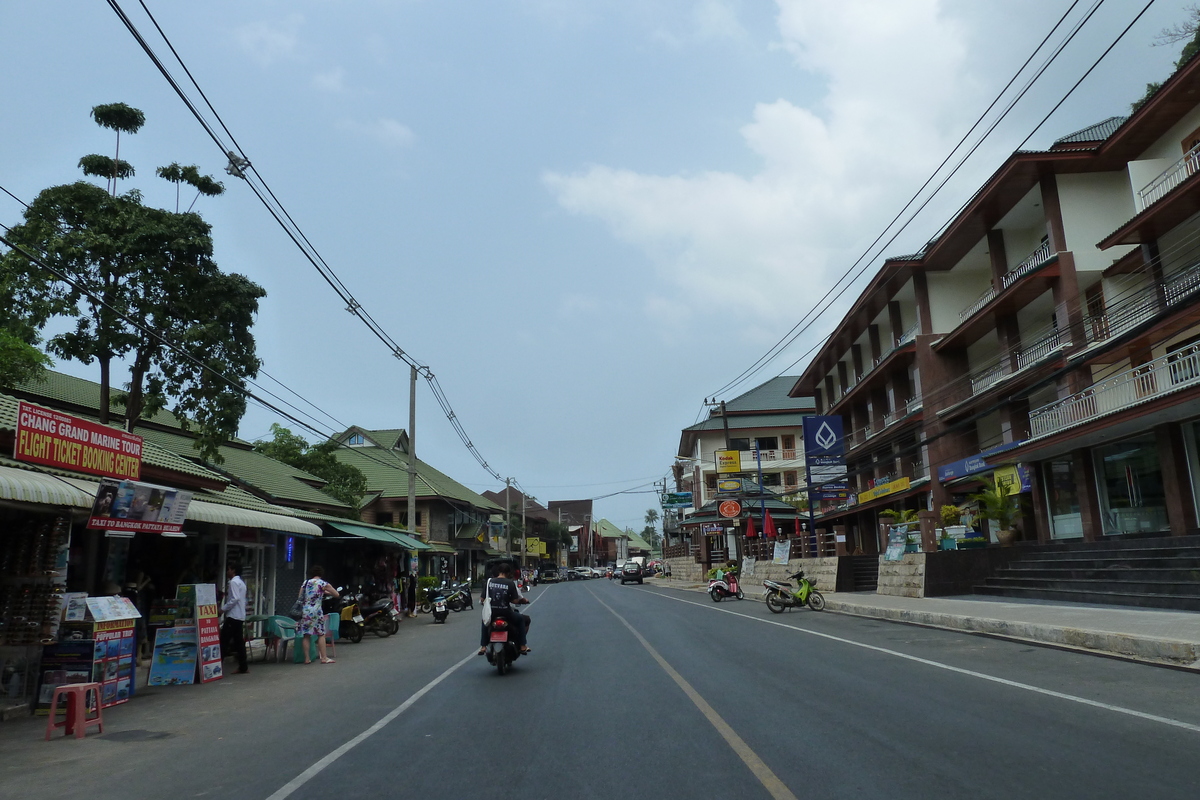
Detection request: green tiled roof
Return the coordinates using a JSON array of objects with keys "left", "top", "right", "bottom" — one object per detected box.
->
[
  {"left": 331, "top": 429, "right": 502, "bottom": 513},
  {"left": 12, "top": 371, "right": 188, "bottom": 428},
  {"left": 626, "top": 531, "right": 653, "bottom": 551},
  {"left": 596, "top": 519, "right": 627, "bottom": 539}
]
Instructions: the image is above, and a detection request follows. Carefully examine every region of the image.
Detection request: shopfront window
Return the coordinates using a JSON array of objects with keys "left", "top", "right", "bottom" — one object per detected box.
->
[
  {"left": 1045, "top": 457, "right": 1082, "bottom": 539},
  {"left": 1093, "top": 434, "right": 1168, "bottom": 535}
]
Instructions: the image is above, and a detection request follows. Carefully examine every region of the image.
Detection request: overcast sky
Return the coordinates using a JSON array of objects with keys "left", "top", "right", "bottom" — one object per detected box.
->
[{"left": 0, "top": 1, "right": 1189, "bottom": 531}]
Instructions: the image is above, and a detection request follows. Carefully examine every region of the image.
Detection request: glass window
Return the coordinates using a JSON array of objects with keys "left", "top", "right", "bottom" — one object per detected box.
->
[
  {"left": 728, "top": 438, "right": 751, "bottom": 451},
  {"left": 1044, "top": 457, "right": 1082, "bottom": 539},
  {"left": 347, "top": 433, "right": 365, "bottom": 446},
  {"left": 1093, "top": 434, "right": 1168, "bottom": 535},
  {"left": 755, "top": 437, "right": 779, "bottom": 451}
]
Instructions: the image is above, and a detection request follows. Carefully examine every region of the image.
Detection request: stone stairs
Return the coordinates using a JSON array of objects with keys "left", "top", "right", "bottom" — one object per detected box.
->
[
  {"left": 974, "top": 535, "right": 1200, "bottom": 610},
  {"left": 849, "top": 554, "right": 879, "bottom": 592}
]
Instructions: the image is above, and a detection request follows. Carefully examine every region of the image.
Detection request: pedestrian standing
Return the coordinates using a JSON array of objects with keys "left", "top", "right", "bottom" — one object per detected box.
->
[
  {"left": 221, "top": 565, "right": 249, "bottom": 674},
  {"left": 406, "top": 569, "right": 418, "bottom": 618},
  {"left": 298, "top": 565, "right": 339, "bottom": 664}
]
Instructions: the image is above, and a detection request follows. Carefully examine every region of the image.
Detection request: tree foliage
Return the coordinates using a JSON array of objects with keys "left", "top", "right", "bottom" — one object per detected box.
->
[
  {"left": 0, "top": 104, "right": 263, "bottom": 460},
  {"left": 253, "top": 423, "right": 369, "bottom": 511},
  {"left": 546, "top": 520, "right": 571, "bottom": 546},
  {"left": 1133, "top": 7, "right": 1200, "bottom": 111}
]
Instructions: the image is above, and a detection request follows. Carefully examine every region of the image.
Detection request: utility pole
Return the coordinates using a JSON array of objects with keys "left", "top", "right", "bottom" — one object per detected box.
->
[
  {"left": 504, "top": 478, "right": 512, "bottom": 559},
  {"left": 407, "top": 366, "right": 418, "bottom": 565},
  {"left": 521, "top": 495, "right": 527, "bottom": 571}
]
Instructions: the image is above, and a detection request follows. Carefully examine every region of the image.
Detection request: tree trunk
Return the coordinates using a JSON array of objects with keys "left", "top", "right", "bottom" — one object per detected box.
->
[
  {"left": 125, "top": 346, "right": 152, "bottom": 433},
  {"left": 98, "top": 354, "right": 111, "bottom": 425}
]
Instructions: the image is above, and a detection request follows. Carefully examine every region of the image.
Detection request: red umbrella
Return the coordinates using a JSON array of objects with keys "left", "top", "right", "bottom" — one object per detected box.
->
[
  {"left": 745, "top": 515, "right": 757, "bottom": 539},
  {"left": 763, "top": 509, "right": 777, "bottom": 539},
  {"left": 795, "top": 516, "right": 802, "bottom": 538}
]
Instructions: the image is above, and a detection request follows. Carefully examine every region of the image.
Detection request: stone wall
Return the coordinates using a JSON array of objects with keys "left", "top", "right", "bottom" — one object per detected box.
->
[
  {"left": 742, "top": 556, "right": 839, "bottom": 593},
  {"left": 877, "top": 549, "right": 1022, "bottom": 597},
  {"left": 877, "top": 554, "right": 926, "bottom": 597},
  {"left": 663, "top": 556, "right": 706, "bottom": 583}
]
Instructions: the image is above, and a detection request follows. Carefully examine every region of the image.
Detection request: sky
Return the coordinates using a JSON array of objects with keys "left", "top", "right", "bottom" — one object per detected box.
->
[{"left": 0, "top": 0, "right": 1190, "bottom": 531}]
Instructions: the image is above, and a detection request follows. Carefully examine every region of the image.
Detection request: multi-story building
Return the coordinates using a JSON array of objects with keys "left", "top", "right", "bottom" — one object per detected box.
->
[
  {"left": 676, "top": 376, "right": 815, "bottom": 508},
  {"left": 787, "top": 54, "right": 1200, "bottom": 601}
]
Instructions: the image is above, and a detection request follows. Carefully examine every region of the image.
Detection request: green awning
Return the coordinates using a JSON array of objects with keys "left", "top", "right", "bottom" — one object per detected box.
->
[
  {"left": 325, "top": 521, "right": 430, "bottom": 550},
  {"left": 483, "top": 548, "right": 504, "bottom": 557},
  {"left": 423, "top": 541, "right": 456, "bottom": 554}
]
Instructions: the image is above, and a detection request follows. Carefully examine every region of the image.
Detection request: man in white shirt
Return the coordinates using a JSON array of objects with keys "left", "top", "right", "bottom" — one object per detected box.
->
[{"left": 221, "top": 564, "right": 249, "bottom": 674}]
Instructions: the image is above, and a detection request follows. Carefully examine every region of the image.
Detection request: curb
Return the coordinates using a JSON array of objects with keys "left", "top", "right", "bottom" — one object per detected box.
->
[
  {"left": 648, "top": 579, "right": 1200, "bottom": 670},
  {"left": 824, "top": 600, "right": 1200, "bottom": 669}
]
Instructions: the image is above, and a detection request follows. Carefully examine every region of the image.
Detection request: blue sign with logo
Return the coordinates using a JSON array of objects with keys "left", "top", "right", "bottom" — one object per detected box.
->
[
  {"left": 937, "top": 440, "right": 1025, "bottom": 483},
  {"left": 802, "top": 416, "right": 847, "bottom": 491}
]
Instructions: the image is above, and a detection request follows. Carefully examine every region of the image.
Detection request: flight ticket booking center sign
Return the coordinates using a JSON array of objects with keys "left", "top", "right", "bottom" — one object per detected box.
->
[{"left": 15, "top": 401, "right": 143, "bottom": 480}]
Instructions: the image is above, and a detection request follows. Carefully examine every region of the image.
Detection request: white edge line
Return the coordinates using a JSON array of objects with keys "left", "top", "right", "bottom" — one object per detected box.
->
[
  {"left": 641, "top": 587, "right": 1200, "bottom": 734},
  {"left": 266, "top": 587, "right": 549, "bottom": 799}
]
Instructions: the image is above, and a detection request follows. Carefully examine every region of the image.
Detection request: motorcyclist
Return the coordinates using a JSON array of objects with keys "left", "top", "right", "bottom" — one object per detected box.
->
[{"left": 478, "top": 561, "right": 531, "bottom": 656}]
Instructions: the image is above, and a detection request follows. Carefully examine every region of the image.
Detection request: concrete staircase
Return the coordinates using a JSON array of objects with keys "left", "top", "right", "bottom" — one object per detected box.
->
[
  {"left": 849, "top": 554, "right": 879, "bottom": 592},
  {"left": 974, "top": 535, "right": 1200, "bottom": 611}
]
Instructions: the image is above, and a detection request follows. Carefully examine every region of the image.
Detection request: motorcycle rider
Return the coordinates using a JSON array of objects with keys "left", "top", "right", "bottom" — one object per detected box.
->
[{"left": 477, "top": 561, "right": 531, "bottom": 656}]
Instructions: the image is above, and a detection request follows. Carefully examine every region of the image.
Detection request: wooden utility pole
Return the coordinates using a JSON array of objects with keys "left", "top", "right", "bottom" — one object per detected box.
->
[{"left": 407, "top": 365, "right": 418, "bottom": 547}]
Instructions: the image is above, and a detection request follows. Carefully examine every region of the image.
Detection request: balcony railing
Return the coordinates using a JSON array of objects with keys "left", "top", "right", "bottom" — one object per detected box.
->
[
  {"left": 881, "top": 395, "right": 922, "bottom": 427},
  {"left": 1029, "top": 343, "right": 1200, "bottom": 437},
  {"left": 1002, "top": 240, "right": 1054, "bottom": 289},
  {"left": 1015, "top": 330, "right": 1064, "bottom": 370},
  {"left": 1138, "top": 142, "right": 1200, "bottom": 211},
  {"left": 959, "top": 285, "right": 998, "bottom": 323},
  {"left": 970, "top": 361, "right": 1012, "bottom": 395},
  {"left": 1085, "top": 260, "right": 1200, "bottom": 345}
]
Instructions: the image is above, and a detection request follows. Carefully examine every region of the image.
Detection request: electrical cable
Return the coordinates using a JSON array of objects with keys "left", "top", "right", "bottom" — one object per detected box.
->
[{"left": 707, "top": 0, "right": 1110, "bottom": 400}]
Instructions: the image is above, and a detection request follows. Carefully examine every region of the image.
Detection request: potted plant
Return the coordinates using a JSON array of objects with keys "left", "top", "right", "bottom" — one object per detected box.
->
[
  {"left": 939, "top": 504, "right": 967, "bottom": 546},
  {"left": 971, "top": 478, "right": 1019, "bottom": 546}
]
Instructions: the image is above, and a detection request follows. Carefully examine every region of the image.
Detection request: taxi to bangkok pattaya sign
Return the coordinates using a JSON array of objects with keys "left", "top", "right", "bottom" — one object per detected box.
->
[{"left": 15, "top": 401, "right": 143, "bottom": 480}]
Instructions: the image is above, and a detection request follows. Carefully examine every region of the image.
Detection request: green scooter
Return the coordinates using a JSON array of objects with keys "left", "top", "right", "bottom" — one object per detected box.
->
[{"left": 762, "top": 569, "right": 826, "bottom": 613}]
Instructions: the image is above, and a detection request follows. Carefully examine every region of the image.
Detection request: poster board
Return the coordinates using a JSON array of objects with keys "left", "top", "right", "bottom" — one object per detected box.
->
[
  {"left": 188, "top": 584, "right": 223, "bottom": 683},
  {"left": 147, "top": 625, "right": 198, "bottom": 686},
  {"left": 772, "top": 541, "right": 791, "bottom": 566},
  {"left": 884, "top": 528, "right": 908, "bottom": 561},
  {"left": 93, "top": 619, "right": 136, "bottom": 707},
  {"left": 35, "top": 641, "right": 95, "bottom": 715}
]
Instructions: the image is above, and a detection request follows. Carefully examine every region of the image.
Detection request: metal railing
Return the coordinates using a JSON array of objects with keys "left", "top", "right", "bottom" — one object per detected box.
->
[
  {"left": 1002, "top": 240, "right": 1054, "bottom": 289},
  {"left": 970, "top": 361, "right": 1012, "bottom": 395},
  {"left": 1137, "top": 142, "right": 1200, "bottom": 211},
  {"left": 1165, "top": 260, "right": 1200, "bottom": 305},
  {"left": 1029, "top": 343, "right": 1200, "bottom": 437},
  {"left": 959, "top": 285, "right": 998, "bottom": 323},
  {"left": 1015, "top": 330, "right": 1064, "bottom": 370},
  {"left": 881, "top": 395, "right": 922, "bottom": 427}
]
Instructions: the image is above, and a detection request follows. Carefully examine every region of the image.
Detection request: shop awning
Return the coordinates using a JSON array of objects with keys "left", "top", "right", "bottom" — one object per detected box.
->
[
  {"left": 0, "top": 465, "right": 93, "bottom": 508},
  {"left": 185, "top": 499, "right": 322, "bottom": 537},
  {"left": 423, "top": 541, "right": 457, "bottom": 554},
  {"left": 325, "top": 521, "right": 431, "bottom": 550}
]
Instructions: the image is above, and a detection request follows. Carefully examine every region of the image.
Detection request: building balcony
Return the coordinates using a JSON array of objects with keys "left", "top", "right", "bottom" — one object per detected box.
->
[
  {"left": 1002, "top": 240, "right": 1054, "bottom": 289},
  {"left": 1084, "top": 259, "right": 1200, "bottom": 347},
  {"left": 1137, "top": 142, "right": 1200, "bottom": 212},
  {"left": 1028, "top": 342, "right": 1200, "bottom": 438},
  {"left": 959, "top": 285, "right": 998, "bottom": 324}
]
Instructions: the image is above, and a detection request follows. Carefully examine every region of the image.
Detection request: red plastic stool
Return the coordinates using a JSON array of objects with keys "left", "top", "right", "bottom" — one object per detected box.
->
[{"left": 44, "top": 683, "right": 104, "bottom": 740}]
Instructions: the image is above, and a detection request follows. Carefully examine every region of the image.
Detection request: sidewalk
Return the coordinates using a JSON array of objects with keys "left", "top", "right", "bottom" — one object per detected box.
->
[{"left": 650, "top": 576, "right": 1200, "bottom": 669}]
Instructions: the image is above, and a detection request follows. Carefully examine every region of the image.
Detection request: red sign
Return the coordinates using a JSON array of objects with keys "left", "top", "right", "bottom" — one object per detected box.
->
[
  {"left": 718, "top": 500, "right": 742, "bottom": 518},
  {"left": 87, "top": 477, "right": 192, "bottom": 535},
  {"left": 15, "top": 401, "right": 142, "bottom": 480}
]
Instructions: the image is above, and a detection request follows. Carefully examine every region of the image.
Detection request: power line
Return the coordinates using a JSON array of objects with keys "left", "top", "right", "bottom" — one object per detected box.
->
[
  {"left": 104, "top": 0, "right": 507, "bottom": 483},
  {"left": 707, "top": 0, "right": 1109, "bottom": 400}
]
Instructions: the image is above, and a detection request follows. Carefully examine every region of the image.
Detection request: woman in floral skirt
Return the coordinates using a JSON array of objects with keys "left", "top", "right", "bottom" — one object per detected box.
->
[{"left": 297, "top": 565, "right": 339, "bottom": 664}]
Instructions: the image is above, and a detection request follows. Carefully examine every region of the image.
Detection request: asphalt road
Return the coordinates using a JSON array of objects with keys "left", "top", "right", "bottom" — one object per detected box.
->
[{"left": 3, "top": 580, "right": 1199, "bottom": 800}]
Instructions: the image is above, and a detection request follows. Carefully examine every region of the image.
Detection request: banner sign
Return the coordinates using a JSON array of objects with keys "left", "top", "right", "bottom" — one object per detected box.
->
[
  {"left": 701, "top": 523, "right": 724, "bottom": 534},
  {"left": 93, "top": 619, "right": 137, "bottom": 707},
  {"left": 188, "top": 584, "right": 223, "bottom": 683},
  {"left": 936, "top": 440, "right": 1025, "bottom": 482},
  {"left": 15, "top": 401, "right": 143, "bottom": 480},
  {"left": 525, "top": 537, "right": 542, "bottom": 554},
  {"left": 802, "top": 416, "right": 847, "bottom": 491},
  {"left": 715, "top": 450, "right": 742, "bottom": 474},
  {"left": 884, "top": 528, "right": 908, "bottom": 561},
  {"left": 87, "top": 477, "right": 193, "bottom": 535},
  {"left": 716, "top": 478, "right": 743, "bottom": 494},
  {"left": 772, "top": 541, "right": 790, "bottom": 566},
  {"left": 660, "top": 492, "right": 693, "bottom": 508},
  {"left": 718, "top": 500, "right": 742, "bottom": 518},
  {"left": 858, "top": 477, "right": 911, "bottom": 503},
  {"left": 994, "top": 464, "right": 1032, "bottom": 494}
]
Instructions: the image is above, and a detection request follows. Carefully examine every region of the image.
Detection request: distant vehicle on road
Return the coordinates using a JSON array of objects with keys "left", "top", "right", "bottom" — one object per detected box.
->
[{"left": 619, "top": 562, "right": 643, "bottom": 585}]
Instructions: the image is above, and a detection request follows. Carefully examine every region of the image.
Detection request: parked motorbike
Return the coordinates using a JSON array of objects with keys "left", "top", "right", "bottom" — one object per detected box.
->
[
  {"left": 422, "top": 585, "right": 449, "bottom": 623},
  {"left": 359, "top": 591, "right": 401, "bottom": 637},
  {"left": 708, "top": 570, "right": 743, "bottom": 602},
  {"left": 762, "top": 570, "right": 826, "bottom": 613},
  {"left": 337, "top": 588, "right": 365, "bottom": 643},
  {"left": 445, "top": 580, "right": 473, "bottom": 612}
]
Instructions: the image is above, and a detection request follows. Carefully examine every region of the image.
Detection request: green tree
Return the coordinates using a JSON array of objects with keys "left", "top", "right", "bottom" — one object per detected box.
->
[
  {"left": 0, "top": 104, "right": 263, "bottom": 459},
  {"left": 643, "top": 508, "right": 660, "bottom": 547},
  {"left": 546, "top": 520, "right": 571, "bottom": 546},
  {"left": 1133, "top": 6, "right": 1200, "bottom": 111},
  {"left": 253, "top": 423, "right": 369, "bottom": 511}
]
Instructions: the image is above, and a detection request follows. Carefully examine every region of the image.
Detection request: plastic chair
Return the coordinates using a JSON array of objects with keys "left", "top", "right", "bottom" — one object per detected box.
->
[
  {"left": 264, "top": 616, "right": 297, "bottom": 662},
  {"left": 44, "top": 683, "right": 103, "bottom": 740},
  {"left": 322, "top": 613, "right": 339, "bottom": 659}
]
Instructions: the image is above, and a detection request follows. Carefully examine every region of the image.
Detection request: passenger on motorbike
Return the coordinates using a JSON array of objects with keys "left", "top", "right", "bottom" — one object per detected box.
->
[{"left": 477, "top": 561, "right": 530, "bottom": 656}]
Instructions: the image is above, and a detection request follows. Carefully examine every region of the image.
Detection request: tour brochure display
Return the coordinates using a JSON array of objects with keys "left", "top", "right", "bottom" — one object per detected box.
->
[
  {"left": 36, "top": 594, "right": 141, "bottom": 713},
  {"left": 148, "top": 584, "right": 222, "bottom": 686}
]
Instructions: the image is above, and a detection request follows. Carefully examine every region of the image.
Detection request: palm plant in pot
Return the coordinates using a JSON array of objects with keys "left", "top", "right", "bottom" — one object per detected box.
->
[{"left": 971, "top": 478, "right": 1019, "bottom": 546}]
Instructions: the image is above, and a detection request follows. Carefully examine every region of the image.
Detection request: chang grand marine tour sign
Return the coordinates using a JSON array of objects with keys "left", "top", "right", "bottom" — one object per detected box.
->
[{"left": 15, "top": 401, "right": 143, "bottom": 480}]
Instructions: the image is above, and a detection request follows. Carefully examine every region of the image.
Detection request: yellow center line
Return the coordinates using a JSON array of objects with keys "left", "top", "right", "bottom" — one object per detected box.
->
[{"left": 589, "top": 589, "right": 799, "bottom": 800}]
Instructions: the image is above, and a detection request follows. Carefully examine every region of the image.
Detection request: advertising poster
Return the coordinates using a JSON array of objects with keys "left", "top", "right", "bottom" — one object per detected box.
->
[
  {"left": 34, "top": 640, "right": 95, "bottom": 715},
  {"left": 148, "top": 625, "right": 197, "bottom": 686},
  {"left": 884, "top": 528, "right": 908, "bottom": 561},
  {"left": 773, "top": 541, "right": 791, "bottom": 565},
  {"left": 93, "top": 619, "right": 136, "bottom": 708},
  {"left": 189, "top": 584, "right": 223, "bottom": 683},
  {"left": 87, "top": 477, "right": 193, "bottom": 535}
]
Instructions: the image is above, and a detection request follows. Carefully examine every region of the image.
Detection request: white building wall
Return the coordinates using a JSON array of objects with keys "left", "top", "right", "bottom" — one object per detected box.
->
[
  {"left": 1157, "top": 211, "right": 1200, "bottom": 274},
  {"left": 1135, "top": 105, "right": 1200, "bottom": 162},
  {"left": 1057, "top": 171, "right": 1137, "bottom": 272},
  {"left": 926, "top": 271, "right": 990, "bottom": 333}
]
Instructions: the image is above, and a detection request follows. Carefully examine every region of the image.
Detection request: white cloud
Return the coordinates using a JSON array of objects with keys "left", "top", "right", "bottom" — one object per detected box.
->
[
  {"left": 545, "top": 0, "right": 976, "bottom": 330},
  {"left": 338, "top": 118, "right": 416, "bottom": 148},
  {"left": 654, "top": 0, "right": 748, "bottom": 48},
  {"left": 235, "top": 14, "right": 304, "bottom": 66},
  {"left": 312, "top": 67, "right": 347, "bottom": 93}
]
